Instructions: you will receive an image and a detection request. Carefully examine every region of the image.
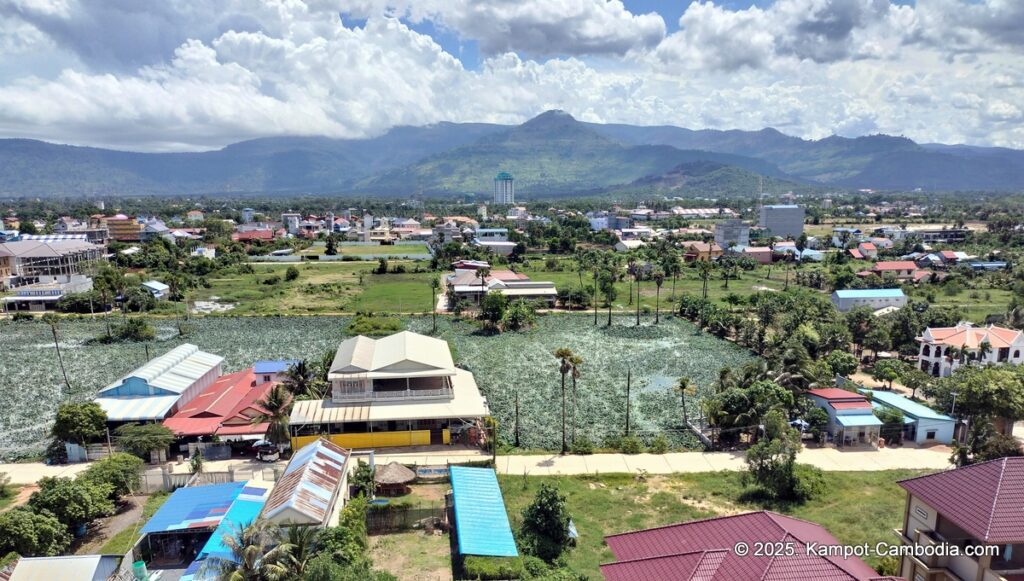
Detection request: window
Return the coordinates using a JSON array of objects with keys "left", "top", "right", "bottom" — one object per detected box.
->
[
  {"left": 922, "top": 345, "right": 930, "bottom": 357},
  {"left": 263, "top": 375, "right": 271, "bottom": 382},
  {"left": 926, "top": 430, "right": 936, "bottom": 440}
]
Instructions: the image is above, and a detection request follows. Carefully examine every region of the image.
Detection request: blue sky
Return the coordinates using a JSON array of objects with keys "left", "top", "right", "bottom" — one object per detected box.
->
[{"left": 0, "top": 0, "right": 1020, "bottom": 151}]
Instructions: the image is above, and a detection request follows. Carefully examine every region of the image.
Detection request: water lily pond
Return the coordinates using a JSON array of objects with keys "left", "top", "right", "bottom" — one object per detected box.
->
[{"left": 0, "top": 314, "right": 754, "bottom": 457}]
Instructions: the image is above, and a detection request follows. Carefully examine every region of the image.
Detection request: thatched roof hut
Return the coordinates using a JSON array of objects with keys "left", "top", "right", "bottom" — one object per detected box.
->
[{"left": 375, "top": 462, "right": 416, "bottom": 496}]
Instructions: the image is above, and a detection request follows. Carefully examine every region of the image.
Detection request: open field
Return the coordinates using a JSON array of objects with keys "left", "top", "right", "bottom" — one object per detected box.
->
[
  {"left": 499, "top": 470, "right": 930, "bottom": 578},
  {"left": 0, "top": 314, "right": 752, "bottom": 456},
  {"left": 370, "top": 531, "right": 452, "bottom": 581}
]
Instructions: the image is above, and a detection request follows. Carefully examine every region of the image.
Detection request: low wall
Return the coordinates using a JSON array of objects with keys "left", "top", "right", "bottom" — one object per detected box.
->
[{"left": 292, "top": 429, "right": 433, "bottom": 451}]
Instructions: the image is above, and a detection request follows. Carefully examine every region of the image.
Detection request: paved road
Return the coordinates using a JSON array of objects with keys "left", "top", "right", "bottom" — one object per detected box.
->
[{"left": 4, "top": 445, "right": 951, "bottom": 485}]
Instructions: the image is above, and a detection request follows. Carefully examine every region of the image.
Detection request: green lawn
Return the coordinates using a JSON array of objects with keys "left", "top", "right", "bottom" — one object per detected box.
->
[
  {"left": 98, "top": 492, "right": 170, "bottom": 555},
  {"left": 499, "top": 470, "right": 929, "bottom": 578},
  {"left": 340, "top": 243, "right": 430, "bottom": 256}
]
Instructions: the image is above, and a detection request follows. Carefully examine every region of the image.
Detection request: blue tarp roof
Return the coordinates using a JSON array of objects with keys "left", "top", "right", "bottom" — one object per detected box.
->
[
  {"left": 836, "top": 414, "right": 883, "bottom": 428},
  {"left": 861, "top": 390, "right": 954, "bottom": 422},
  {"left": 449, "top": 466, "right": 518, "bottom": 558}
]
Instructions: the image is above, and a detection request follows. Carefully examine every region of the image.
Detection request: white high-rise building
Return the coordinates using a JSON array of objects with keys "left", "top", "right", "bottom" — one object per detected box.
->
[
  {"left": 493, "top": 172, "right": 515, "bottom": 205},
  {"left": 758, "top": 205, "right": 805, "bottom": 239}
]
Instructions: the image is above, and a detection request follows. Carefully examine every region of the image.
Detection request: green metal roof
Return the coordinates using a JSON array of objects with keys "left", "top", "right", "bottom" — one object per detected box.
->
[{"left": 495, "top": 171, "right": 513, "bottom": 180}]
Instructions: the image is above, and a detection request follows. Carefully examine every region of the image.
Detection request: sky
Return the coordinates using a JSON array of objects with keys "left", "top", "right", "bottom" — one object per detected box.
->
[{"left": 0, "top": 0, "right": 1021, "bottom": 152}]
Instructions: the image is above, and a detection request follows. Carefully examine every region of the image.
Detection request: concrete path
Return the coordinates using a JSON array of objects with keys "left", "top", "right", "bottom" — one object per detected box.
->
[{"left": 4, "top": 445, "right": 951, "bottom": 485}]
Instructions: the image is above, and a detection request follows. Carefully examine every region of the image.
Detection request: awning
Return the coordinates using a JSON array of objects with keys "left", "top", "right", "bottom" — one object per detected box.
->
[{"left": 836, "top": 414, "right": 883, "bottom": 428}]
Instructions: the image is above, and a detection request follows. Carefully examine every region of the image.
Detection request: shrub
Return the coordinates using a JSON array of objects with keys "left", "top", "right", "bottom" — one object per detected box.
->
[
  {"left": 619, "top": 435, "right": 643, "bottom": 454},
  {"left": 521, "top": 555, "right": 549, "bottom": 577},
  {"left": 11, "top": 312, "right": 33, "bottom": 322},
  {"left": 29, "top": 477, "right": 115, "bottom": 530},
  {"left": 519, "top": 483, "right": 571, "bottom": 563},
  {"left": 0, "top": 508, "right": 72, "bottom": 557},
  {"left": 464, "top": 556, "right": 525, "bottom": 580},
  {"left": 262, "top": 275, "right": 281, "bottom": 285},
  {"left": 80, "top": 453, "right": 144, "bottom": 501},
  {"left": 111, "top": 317, "right": 156, "bottom": 342},
  {"left": 569, "top": 435, "right": 593, "bottom": 455},
  {"left": 285, "top": 266, "right": 300, "bottom": 281},
  {"left": 320, "top": 496, "right": 369, "bottom": 567},
  {"left": 648, "top": 434, "right": 670, "bottom": 454},
  {"left": 791, "top": 464, "right": 826, "bottom": 502},
  {"left": 114, "top": 423, "right": 175, "bottom": 458},
  {"left": 348, "top": 314, "right": 402, "bottom": 336},
  {"left": 601, "top": 434, "right": 622, "bottom": 450}
]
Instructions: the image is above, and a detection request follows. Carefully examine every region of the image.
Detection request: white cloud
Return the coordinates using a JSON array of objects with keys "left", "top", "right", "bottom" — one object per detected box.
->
[{"left": 0, "top": 0, "right": 1020, "bottom": 151}]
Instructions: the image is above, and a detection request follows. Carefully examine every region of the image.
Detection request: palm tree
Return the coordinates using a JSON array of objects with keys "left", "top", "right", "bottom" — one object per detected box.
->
[
  {"left": 253, "top": 384, "right": 293, "bottom": 448},
  {"left": 476, "top": 267, "right": 491, "bottom": 305},
  {"left": 554, "top": 348, "right": 574, "bottom": 453},
  {"left": 283, "top": 360, "right": 314, "bottom": 398},
  {"left": 977, "top": 340, "right": 992, "bottom": 365},
  {"left": 41, "top": 313, "right": 71, "bottom": 397},
  {"left": 570, "top": 354, "right": 583, "bottom": 444},
  {"left": 626, "top": 254, "right": 638, "bottom": 305},
  {"left": 430, "top": 277, "right": 440, "bottom": 332},
  {"left": 652, "top": 268, "right": 665, "bottom": 324},
  {"left": 599, "top": 269, "right": 617, "bottom": 326},
  {"left": 283, "top": 524, "right": 321, "bottom": 576},
  {"left": 201, "top": 519, "right": 292, "bottom": 581},
  {"left": 634, "top": 266, "right": 643, "bottom": 326},
  {"left": 697, "top": 261, "right": 713, "bottom": 299},
  {"left": 676, "top": 377, "right": 695, "bottom": 426}
]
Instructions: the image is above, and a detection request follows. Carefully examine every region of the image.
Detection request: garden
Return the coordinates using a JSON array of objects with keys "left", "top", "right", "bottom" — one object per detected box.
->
[{"left": 0, "top": 313, "right": 754, "bottom": 457}]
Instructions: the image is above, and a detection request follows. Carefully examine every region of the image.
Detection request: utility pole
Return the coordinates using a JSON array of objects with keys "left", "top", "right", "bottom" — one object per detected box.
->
[
  {"left": 105, "top": 426, "right": 113, "bottom": 457},
  {"left": 514, "top": 391, "right": 520, "bottom": 448}
]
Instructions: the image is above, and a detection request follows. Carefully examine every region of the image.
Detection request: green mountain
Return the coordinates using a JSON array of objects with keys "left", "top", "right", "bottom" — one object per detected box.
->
[
  {"left": 1, "top": 110, "right": 1022, "bottom": 197},
  {"left": 354, "top": 110, "right": 786, "bottom": 195}
]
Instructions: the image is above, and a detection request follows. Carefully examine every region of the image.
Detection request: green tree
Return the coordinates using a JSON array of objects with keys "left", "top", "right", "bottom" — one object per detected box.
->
[
  {"left": 252, "top": 384, "right": 292, "bottom": 446},
  {"left": 871, "top": 360, "right": 908, "bottom": 390},
  {"left": 350, "top": 460, "right": 376, "bottom": 498},
  {"left": 325, "top": 235, "right": 338, "bottom": 256},
  {"left": 598, "top": 269, "right": 618, "bottom": 326},
  {"left": 283, "top": 360, "right": 317, "bottom": 398},
  {"left": 0, "top": 508, "right": 72, "bottom": 557},
  {"left": 976, "top": 433, "right": 1023, "bottom": 462},
  {"left": 429, "top": 277, "right": 440, "bottom": 332},
  {"left": 864, "top": 325, "right": 892, "bottom": 361},
  {"left": 676, "top": 377, "right": 695, "bottom": 426},
  {"left": 744, "top": 410, "right": 807, "bottom": 500},
  {"left": 284, "top": 524, "right": 322, "bottom": 577},
  {"left": 111, "top": 317, "right": 156, "bottom": 342},
  {"left": 52, "top": 402, "right": 107, "bottom": 446},
  {"left": 901, "top": 367, "right": 931, "bottom": 400},
  {"left": 319, "top": 497, "right": 370, "bottom": 567},
  {"left": 480, "top": 291, "right": 509, "bottom": 327},
  {"left": 652, "top": 267, "right": 665, "bottom": 324},
  {"left": 502, "top": 298, "right": 536, "bottom": 331},
  {"left": 114, "top": 423, "right": 175, "bottom": 458},
  {"left": 519, "top": 483, "right": 571, "bottom": 563},
  {"left": 824, "top": 351, "right": 858, "bottom": 378},
  {"left": 285, "top": 265, "right": 300, "bottom": 281},
  {"left": 80, "top": 453, "right": 144, "bottom": 501},
  {"left": 874, "top": 406, "right": 905, "bottom": 445},
  {"left": 41, "top": 313, "right": 71, "bottom": 396},
  {"left": 29, "top": 477, "right": 115, "bottom": 531}
]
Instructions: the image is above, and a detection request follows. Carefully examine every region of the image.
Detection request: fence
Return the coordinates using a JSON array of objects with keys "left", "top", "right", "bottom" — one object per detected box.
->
[
  {"left": 136, "top": 465, "right": 278, "bottom": 493},
  {"left": 366, "top": 505, "right": 447, "bottom": 534}
]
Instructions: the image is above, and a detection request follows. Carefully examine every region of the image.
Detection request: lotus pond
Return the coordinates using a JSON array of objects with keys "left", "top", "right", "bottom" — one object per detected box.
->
[{"left": 0, "top": 314, "right": 754, "bottom": 457}]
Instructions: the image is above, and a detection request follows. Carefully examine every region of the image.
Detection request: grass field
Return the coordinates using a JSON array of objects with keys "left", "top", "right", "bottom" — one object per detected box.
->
[
  {"left": 499, "top": 470, "right": 929, "bottom": 578},
  {"left": 340, "top": 243, "right": 431, "bottom": 256}
]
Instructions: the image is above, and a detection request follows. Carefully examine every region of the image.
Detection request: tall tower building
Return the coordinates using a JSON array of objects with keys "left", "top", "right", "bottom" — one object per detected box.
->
[{"left": 493, "top": 172, "right": 515, "bottom": 205}]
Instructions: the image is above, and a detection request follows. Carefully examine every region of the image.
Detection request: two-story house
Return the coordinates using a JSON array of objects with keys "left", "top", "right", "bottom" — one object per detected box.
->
[
  {"left": 895, "top": 457, "right": 1024, "bottom": 581},
  {"left": 917, "top": 323, "right": 1024, "bottom": 378},
  {"left": 288, "top": 331, "right": 489, "bottom": 451}
]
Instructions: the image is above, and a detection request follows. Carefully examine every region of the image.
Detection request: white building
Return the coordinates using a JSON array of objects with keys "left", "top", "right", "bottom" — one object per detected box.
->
[
  {"left": 241, "top": 208, "right": 255, "bottom": 223},
  {"left": 917, "top": 323, "right": 1024, "bottom": 377},
  {"left": 494, "top": 172, "right": 515, "bottom": 204},
  {"left": 758, "top": 204, "right": 805, "bottom": 239},
  {"left": 830, "top": 288, "right": 907, "bottom": 312}
]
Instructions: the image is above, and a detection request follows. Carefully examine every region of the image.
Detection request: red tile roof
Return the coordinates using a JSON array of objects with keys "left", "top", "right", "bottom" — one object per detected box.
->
[
  {"left": 939, "top": 250, "right": 958, "bottom": 260},
  {"left": 602, "top": 511, "right": 881, "bottom": 580},
  {"left": 806, "top": 388, "right": 864, "bottom": 401},
  {"left": 162, "top": 368, "right": 274, "bottom": 437},
  {"left": 872, "top": 261, "right": 917, "bottom": 271},
  {"left": 899, "top": 457, "right": 1024, "bottom": 544},
  {"left": 849, "top": 249, "right": 864, "bottom": 259},
  {"left": 233, "top": 229, "right": 273, "bottom": 242}
]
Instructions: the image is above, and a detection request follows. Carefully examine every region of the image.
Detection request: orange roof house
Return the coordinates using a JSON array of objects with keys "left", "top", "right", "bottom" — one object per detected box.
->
[{"left": 162, "top": 368, "right": 278, "bottom": 439}]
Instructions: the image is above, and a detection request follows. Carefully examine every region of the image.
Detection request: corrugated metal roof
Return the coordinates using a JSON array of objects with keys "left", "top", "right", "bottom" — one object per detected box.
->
[
  {"left": 98, "top": 344, "right": 223, "bottom": 396},
  {"left": 836, "top": 414, "right": 883, "bottom": 427},
  {"left": 94, "top": 395, "right": 179, "bottom": 421},
  {"left": 328, "top": 331, "right": 454, "bottom": 376},
  {"left": 833, "top": 289, "right": 905, "bottom": 299},
  {"left": 140, "top": 481, "right": 245, "bottom": 534},
  {"left": 449, "top": 466, "right": 518, "bottom": 557},
  {"left": 9, "top": 555, "right": 119, "bottom": 581},
  {"left": 860, "top": 390, "right": 953, "bottom": 422},
  {"left": 261, "top": 439, "right": 349, "bottom": 525}
]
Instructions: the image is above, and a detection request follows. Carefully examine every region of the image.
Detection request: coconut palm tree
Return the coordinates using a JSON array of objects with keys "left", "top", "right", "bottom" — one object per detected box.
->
[
  {"left": 976, "top": 340, "right": 992, "bottom": 365},
  {"left": 41, "top": 313, "right": 71, "bottom": 397},
  {"left": 554, "top": 348, "right": 574, "bottom": 453},
  {"left": 283, "top": 524, "right": 321, "bottom": 576},
  {"left": 430, "top": 276, "right": 440, "bottom": 332},
  {"left": 252, "top": 384, "right": 292, "bottom": 448},
  {"left": 283, "top": 360, "right": 315, "bottom": 398},
  {"left": 697, "top": 260, "right": 713, "bottom": 299},
  {"left": 201, "top": 519, "right": 292, "bottom": 581},
  {"left": 652, "top": 268, "right": 665, "bottom": 324},
  {"left": 570, "top": 354, "right": 583, "bottom": 444}
]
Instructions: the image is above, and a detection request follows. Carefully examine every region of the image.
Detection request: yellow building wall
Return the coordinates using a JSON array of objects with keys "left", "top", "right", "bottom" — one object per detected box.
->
[{"left": 291, "top": 430, "right": 431, "bottom": 452}]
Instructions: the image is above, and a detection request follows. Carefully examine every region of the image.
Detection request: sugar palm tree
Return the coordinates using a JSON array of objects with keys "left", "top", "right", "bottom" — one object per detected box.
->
[
  {"left": 41, "top": 313, "right": 71, "bottom": 397},
  {"left": 201, "top": 519, "right": 292, "bottom": 581},
  {"left": 634, "top": 267, "right": 643, "bottom": 326},
  {"left": 676, "top": 377, "right": 695, "bottom": 426},
  {"left": 652, "top": 268, "right": 665, "bottom": 324},
  {"left": 554, "top": 348, "right": 574, "bottom": 453},
  {"left": 476, "top": 267, "right": 491, "bottom": 305},
  {"left": 569, "top": 354, "right": 583, "bottom": 444},
  {"left": 976, "top": 340, "right": 992, "bottom": 365},
  {"left": 600, "top": 269, "right": 618, "bottom": 326},
  {"left": 697, "top": 260, "right": 713, "bottom": 299},
  {"left": 430, "top": 276, "right": 440, "bottom": 332},
  {"left": 252, "top": 384, "right": 292, "bottom": 448}
]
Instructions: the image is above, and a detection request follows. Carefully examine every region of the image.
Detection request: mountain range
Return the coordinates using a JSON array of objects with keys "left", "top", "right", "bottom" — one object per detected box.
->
[{"left": 1, "top": 110, "right": 1022, "bottom": 197}]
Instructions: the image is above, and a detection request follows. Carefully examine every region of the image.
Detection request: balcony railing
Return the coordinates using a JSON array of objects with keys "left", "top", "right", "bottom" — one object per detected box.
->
[{"left": 332, "top": 386, "right": 453, "bottom": 402}]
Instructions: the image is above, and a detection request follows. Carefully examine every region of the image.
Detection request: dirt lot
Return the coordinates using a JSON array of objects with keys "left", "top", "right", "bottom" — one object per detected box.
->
[{"left": 370, "top": 531, "right": 452, "bottom": 581}]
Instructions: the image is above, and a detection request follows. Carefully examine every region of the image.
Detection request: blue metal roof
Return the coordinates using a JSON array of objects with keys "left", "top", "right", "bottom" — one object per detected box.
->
[
  {"left": 140, "top": 482, "right": 244, "bottom": 534},
  {"left": 253, "top": 360, "right": 299, "bottom": 374},
  {"left": 834, "top": 288, "right": 906, "bottom": 299},
  {"left": 836, "top": 414, "right": 883, "bottom": 427},
  {"left": 449, "top": 466, "right": 518, "bottom": 558},
  {"left": 179, "top": 483, "right": 272, "bottom": 581},
  {"left": 861, "top": 390, "right": 953, "bottom": 422}
]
